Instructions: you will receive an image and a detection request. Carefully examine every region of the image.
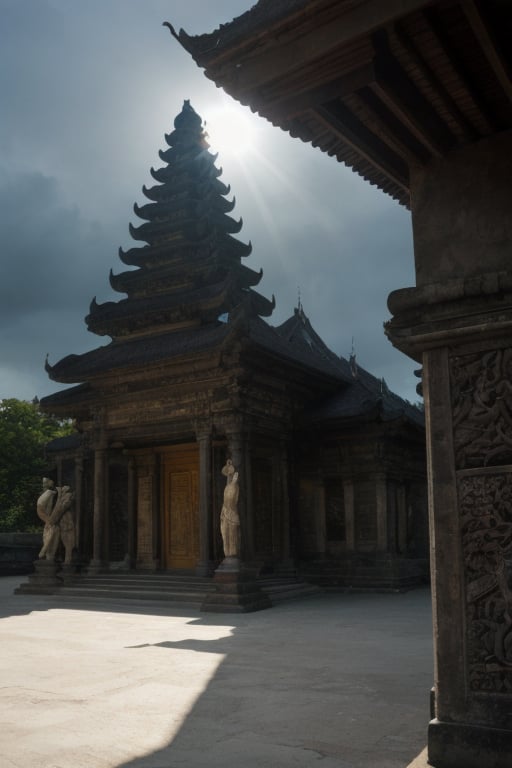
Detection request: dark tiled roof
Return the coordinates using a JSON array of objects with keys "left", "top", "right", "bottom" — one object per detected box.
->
[
  {"left": 45, "top": 432, "right": 83, "bottom": 453},
  {"left": 46, "top": 324, "right": 231, "bottom": 383},
  {"left": 306, "top": 359, "right": 424, "bottom": 427},
  {"left": 40, "top": 383, "right": 93, "bottom": 408},
  {"left": 258, "top": 308, "right": 353, "bottom": 383},
  {"left": 175, "top": 0, "right": 315, "bottom": 59}
]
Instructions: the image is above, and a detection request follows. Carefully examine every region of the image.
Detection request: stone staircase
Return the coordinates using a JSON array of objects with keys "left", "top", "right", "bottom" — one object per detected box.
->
[
  {"left": 25, "top": 570, "right": 321, "bottom": 609},
  {"left": 57, "top": 572, "right": 214, "bottom": 608}
]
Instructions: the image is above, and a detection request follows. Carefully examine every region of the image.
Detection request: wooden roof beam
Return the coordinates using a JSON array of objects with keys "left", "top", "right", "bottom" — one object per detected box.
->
[
  {"left": 423, "top": 7, "right": 495, "bottom": 134},
  {"left": 392, "top": 21, "right": 478, "bottom": 142},
  {"left": 356, "top": 87, "right": 433, "bottom": 164},
  {"left": 371, "top": 30, "right": 456, "bottom": 158},
  {"left": 315, "top": 100, "right": 410, "bottom": 192},
  {"left": 462, "top": 0, "right": 512, "bottom": 105}
]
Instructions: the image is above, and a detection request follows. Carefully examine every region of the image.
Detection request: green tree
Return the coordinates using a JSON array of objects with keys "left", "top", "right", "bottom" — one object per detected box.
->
[{"left": 0, "top": 399, "right": 73, "bottom": 531}]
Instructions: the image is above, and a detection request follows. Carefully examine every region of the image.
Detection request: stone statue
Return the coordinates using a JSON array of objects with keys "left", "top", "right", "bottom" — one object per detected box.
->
[
  {"left": 37, "top": 478, "right": 75, "bottom": 564},
  {"left": 220, "top": 459, "right": 240, "bottom": 559}
]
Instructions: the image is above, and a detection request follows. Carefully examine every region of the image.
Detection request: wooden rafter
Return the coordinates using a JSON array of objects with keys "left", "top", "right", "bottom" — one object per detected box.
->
[
  {"left": 356, "top": 87, "right": 432, "bottom": 164},
  {"left": 371, "top": 30, "right": 455, "bottom": 158},
  {"left": 392, "top": 20, "right": 478, "bottom": 142},
  {"left": 422, "top": 6, "right": 495, "bottom": 134},
  {"left": 315, "top": 101, "right": 409, "bottom": 191},
  {"left": 262, "top": 62, "right": 376, "bottom": 121},
  {"left": 462, "top": 0, "right": 512, "bottom": 105}
]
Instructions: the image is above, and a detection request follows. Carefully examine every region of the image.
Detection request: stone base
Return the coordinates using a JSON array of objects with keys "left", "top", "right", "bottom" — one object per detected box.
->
[
  {"left": 195, "top": 559, "right": 215, "bottom": 577},
  {"left": 428, "top": 719, "right": 512, "bottom": 768},
  {"left": 59, "top": 563, "right": 76, "bottom": 584},
  {"left": 14, "top": 559, "right": 63, "bottom": 595},
  {"left": 201, "top": 566, "right": 272, "bottom": 613}
]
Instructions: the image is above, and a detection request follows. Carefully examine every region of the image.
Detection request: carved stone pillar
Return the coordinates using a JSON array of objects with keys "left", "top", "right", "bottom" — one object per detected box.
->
[
  {"left": 343, "top": 478, "right": 355, "bottom": 551},
  {"left": 196, "top": 431, "right": 212, "bottom": 576},
  {"left": 375, "top": 472, "right": 387, "bottom": 553},
  {"left": 396, "top": 483, "right": 407, "bottom": 555},
  {"left": 386, "top": 133, "right": 512, "bottom": 767},
  {"left": 89, "top": 447, "right": 107, "bottom": 573},
  {"left": 203, "top": 426, "right": 271, "bottom": 612},
  {"left": 279, "top": 442, "right": 292, "bottom": 565},
  {"left": 127, "top": 457, "right": 136, "bottom": 568},
  {"left": 73, "top": 456, "right": 83, "bottom": 552},
  {"left": 226, "top": 430, "right": 246, "bottom": 560},
  {"left": 135, "top": 453, "right": 159, "bottom": 571}
]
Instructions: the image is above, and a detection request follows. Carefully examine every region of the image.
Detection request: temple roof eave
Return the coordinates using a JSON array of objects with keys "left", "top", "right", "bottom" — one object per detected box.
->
[{"left": 44, "top": 323, "right": 233, "bottom": 383}]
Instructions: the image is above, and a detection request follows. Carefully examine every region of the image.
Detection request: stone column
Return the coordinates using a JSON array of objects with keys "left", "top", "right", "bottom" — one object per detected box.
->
[
  {"left": 203, "top": 427, "right": 271, "bottom": 612},
  {"left": 136, "top": 454, "right": 158, "bottom": 571},
  {"left": 343, "top": 478, "right": 355, "bottom": 551},
  {"left": 226, "top": 431, "right": 246, "bottom": 560},
  {"left": 127, "top": 457, "right": 136, "bottom": 568},
  {"left": 396, "top": 483, "right": 407, "bottom": 555},
  {"left": 279, "top": 442, "right": 292, "bottom": 566},
  {"left": 89, "top": 447, "right": 107, "bottom": 573},
  {"left": 243, "top": 439, "right": 255, "bottom": 562},
  {"left": 386, "top": 132, "right": 512, "bottom": 768},
  {"left": 196, "top": 432, "right": 212, "bottom": 577},
  {"left": 73, "top": 456, "right": 83, "bottom": 552},
  {"left": 375, "top": 472, "right": 387, "bottom": 553}
]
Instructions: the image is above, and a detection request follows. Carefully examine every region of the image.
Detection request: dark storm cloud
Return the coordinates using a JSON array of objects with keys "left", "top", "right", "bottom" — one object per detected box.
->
[{"left": 0, "top": 170, "right": 115, "bottom": 319}]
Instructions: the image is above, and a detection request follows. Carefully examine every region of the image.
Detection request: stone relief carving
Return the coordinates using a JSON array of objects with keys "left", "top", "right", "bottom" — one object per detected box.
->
[
  {"left": 220, "top": 459, "right": 240, "bottom": 559},
  {"left": 451, "top": 349, "right": 512, "bottom": 470},
  {"left": 459, "top": 472, "right": 512, "bottom": 693}
]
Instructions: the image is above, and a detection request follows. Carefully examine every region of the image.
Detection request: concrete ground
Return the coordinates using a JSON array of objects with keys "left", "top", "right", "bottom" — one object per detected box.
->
[{"left": 0, "top": 576, "right": 433, "bottom": 768}]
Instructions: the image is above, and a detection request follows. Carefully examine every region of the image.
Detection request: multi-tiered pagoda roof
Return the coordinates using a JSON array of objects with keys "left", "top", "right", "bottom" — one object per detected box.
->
[{"left": 46, "top": 101, "right": 275, "bottom": 383}]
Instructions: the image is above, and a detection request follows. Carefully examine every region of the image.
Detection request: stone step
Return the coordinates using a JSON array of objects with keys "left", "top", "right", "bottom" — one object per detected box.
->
[
  {"left": 257, "top": 576, "right": 321, "bottom": 603},
  {"left": 77, "top": 577, "right": 210, "bottom": 592},
  {"left": 18, "top": 570, "right": 321, "bottom": 608},
  {"left": 58, "top": 585, "right": 207, "bottom": 605}
]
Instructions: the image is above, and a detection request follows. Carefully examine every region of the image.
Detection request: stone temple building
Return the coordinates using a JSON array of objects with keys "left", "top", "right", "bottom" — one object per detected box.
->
[{"left": 40, "top": 100, "right": 427, "bottom": 591}]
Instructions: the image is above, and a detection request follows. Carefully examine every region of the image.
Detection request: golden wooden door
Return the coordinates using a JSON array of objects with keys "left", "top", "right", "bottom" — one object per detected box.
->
[{"left": 162, "top": 445, "right": 199, "bottom": 569}]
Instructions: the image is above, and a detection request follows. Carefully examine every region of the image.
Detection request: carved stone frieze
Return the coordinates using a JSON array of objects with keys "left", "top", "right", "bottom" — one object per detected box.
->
[
  {"left": 451, "top": 349, "right": 512, "bottom": 470},
  {"left": 458, "top": 471, "right": 512, "bottom": 694}
]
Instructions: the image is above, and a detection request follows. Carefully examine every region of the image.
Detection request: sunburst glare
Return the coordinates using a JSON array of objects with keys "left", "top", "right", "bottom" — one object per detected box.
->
[{"left": 203, "top": 102, "right": 259, "bottom": 159}]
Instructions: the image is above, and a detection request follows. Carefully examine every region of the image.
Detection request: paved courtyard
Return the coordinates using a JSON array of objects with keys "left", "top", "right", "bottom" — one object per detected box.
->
[{"left": 0, "top": 576, "right": 432, "bottom": 768}]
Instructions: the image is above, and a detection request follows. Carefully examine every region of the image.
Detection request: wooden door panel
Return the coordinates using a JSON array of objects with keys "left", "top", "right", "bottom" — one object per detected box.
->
[{"left": 162, "top": 447, "right": 199, "bottom": 569}]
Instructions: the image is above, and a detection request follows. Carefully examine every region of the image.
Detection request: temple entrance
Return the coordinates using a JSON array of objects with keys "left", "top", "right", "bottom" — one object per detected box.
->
[{"left": 161, "top": 444, "right": 199, "bottom": 569}]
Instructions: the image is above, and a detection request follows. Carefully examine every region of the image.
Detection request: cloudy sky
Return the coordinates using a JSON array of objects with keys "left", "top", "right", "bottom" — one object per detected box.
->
[{"left": 1, "top": 0, "right": 419, "bottom": 404}]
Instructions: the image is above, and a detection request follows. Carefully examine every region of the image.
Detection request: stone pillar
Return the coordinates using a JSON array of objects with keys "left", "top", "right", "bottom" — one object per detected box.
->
[
  {"left": 127, "top": 457, "right": 136, "bottom": 568},
  {"left": 375, "top": 472, "right": 387, "bottom": 553},
  {"left": 396, "top": 483, "right": 407, "bottom": 555},
  {"left": 203, "top": 427, "right": 271, "bottom": 612},
  {"left": 226, "top": 431, "right": 246, "bottom": 560},
  {"left": 73, "top": 456, "right": 83, "bottom": 552},
  {"left": 243, "top": 439, "right": 255, "bottom": 562},
  {"left": 136, "top": 454, "right": 159, "bottom": 571},
  {"left": 386, "top": 132, "right": 512, "bottom": 768},
  {"left": 279, "top": 442, "right": 292, "bottom": 566},
  {"left": 196, "top": 432, "right": 212, "bottom": 576},
  {"left": 343, "top": 478, "right": 355, "bottom": 551},
  {"left": 89, "top": 447, "right": 107, "bottom": 573}
]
